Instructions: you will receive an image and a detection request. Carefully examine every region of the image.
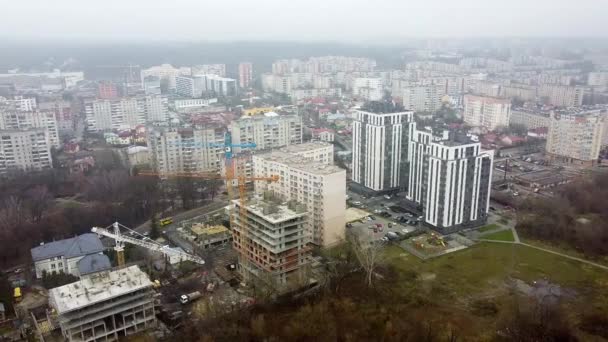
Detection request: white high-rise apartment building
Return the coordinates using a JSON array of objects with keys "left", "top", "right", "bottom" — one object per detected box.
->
[
  {"left": 546, "top": 111, "right": 606, "bottom": 165},
  {"left": 238, "top": 62, "right": 253, "bottom": 88},
  {"left": 588, "top": 72, "right": 608, "bottom": 87},
  {"left": 147, "top": 125, "right": 225, "bottom": 174},
  {"left": 0, "top": 128, "right": 52, "bottom": 174},
  {"left": 351, "top": 109, "right": 414, "bottom": 192},
  {"left": 402, "top": 85, "right": 445, "bottom": 113},
  {"left": 192, "top": 64, "right": 226, "bottom": 77},
  {"left": 352, "top": 78, "right": 383, "bottom": 101},
  {"left": 85, "top": 96, "right": 168, "bottom": 131},
  {"left": 230, "top": 113, "right": 302, "bottom": 153},
  {"left": 463, "top": 95, "right": 511, "bottom": 131},
  {"left": 0, "top": 108, "right": 60, "bottom": 148},
  {"left": 538, "top": 85, "right": 585, "bottom": 107},
  {"left": 407, "top": 128, "right": 494, "bottom": 234},
  {"left": 204, "top": 75, "right": 237, "bottom": 96},
  {"left": 6, "top": 96, "right": 37, "bottom": 111},
  {"left": 253, "top": 142, "right": 346, "bottom": 247},
  {"left": 140, "top": 64, "right": 191, "bottom": 90},
  {"left": 175, "top": 75, "right": 206, "bottom": 98}
]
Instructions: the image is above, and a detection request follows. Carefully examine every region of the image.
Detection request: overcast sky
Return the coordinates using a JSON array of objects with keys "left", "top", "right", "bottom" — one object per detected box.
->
[{"left": 1, "top": 0, "right": 607, "bottom": 42}]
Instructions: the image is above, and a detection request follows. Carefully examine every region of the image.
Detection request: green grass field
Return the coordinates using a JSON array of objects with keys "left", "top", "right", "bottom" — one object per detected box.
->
[
  {"left": 477, "top": 223, "right": 499, "bottom": 233},
  {"left": 384, "top": 242, "right": 608, "bottom": 297},
  {"left": 481, "top": 229, "right": 515, "bottom": 242}
]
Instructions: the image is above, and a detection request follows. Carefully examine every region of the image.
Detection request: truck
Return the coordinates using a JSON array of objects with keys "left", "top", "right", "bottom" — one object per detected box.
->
[{"left": 180, "top": 291, "right": 202, "bottom": 304}]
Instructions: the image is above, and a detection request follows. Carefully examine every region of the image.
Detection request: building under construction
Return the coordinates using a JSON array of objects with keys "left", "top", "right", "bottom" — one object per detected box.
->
[
  {"left": 232, "top": 195, "right": 312, "bottom": 287},
  {"left": 48, "top": 266, "right": 156, "bottom": 342}
]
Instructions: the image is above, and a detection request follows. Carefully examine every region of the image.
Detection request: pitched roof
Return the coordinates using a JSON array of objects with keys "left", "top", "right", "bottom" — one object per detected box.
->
[
  {"left": 77, "top": 254, "right": 111, "bottom": 276},
  {"left": 31, "top": 234, "right": 104, "bottom": 262}
]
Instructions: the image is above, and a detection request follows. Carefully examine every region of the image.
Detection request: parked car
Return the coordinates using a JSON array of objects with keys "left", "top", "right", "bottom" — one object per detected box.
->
[{"left": 369, "top": 215, "right": 376, "bottom": 220}]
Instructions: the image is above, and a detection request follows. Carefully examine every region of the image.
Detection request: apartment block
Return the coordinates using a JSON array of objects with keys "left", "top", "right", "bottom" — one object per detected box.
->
[
  {"left": 407, "top": 129, "right": 493, "bottom": 234},
  {"left": 463, "top": 95, "right": 511, "bottom": 131},
  {"left": 147, "top": 125, "right": 224, "bottom": 174},
  {"left": 509, "top": 109, "right": 551, "bottom": 130},
  {"left": 290, "top": 88, "right": 342, "bottom": 104},
  {"left": 97, "top": 81, "right": 119, "bottom": 99},
  {"left": 402, "top": 84, "right": 445, "bottom": 113},
  {"left": 39, "top": 100, "right": 74, "bottom": 131},
  {"left": 230, "top": 113, "right": 302, "bottom": 153},
  {"left": 238, "top": 62, "right": 253, "bottom": 88},
  {"left": 232, "top": 197, "right": 311, "bottom": 287},
  {"left": 175, "top": 75, "right": 206, "bottom": 98},
  {"left": 140, "top": 64, "right": 191, "bottom": 90},
  {"left": 351, "top": 109, "right": 414, "bottom": 192},
  {"left": 588, "top": 72, "right": 608, "bottom": 87},
  {"left": 539, "top": 85, "right": 585, "bottom": 107},
  {"left": 49, "top": 266, "right": 156, "bottom": 342},
  {"left": 253, "top": 143, "right": 345, "bottom": 247},
  {"left": 85, "top": 96, "right": 168, "bottom": 131},
  {"left": 546, "top": 111, "right": 606, "bottom": 165},
  {"left": 192, "top": 64, "right": 226, "bottom": 77},
  {"left": 0, "top": 129, "right": 52, "bottom": 174},
  {"left": 352, "top": 78, "right": 383, "bottom": 101},
  {"left": 0, "top": 108, "right": 60, "bottom": 148}
]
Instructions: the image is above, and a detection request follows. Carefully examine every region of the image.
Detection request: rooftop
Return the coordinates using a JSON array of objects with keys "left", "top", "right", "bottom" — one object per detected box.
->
[
  {"left": 255, "top": 150, "right": 343, "bottom": 175},
  {"left": 31, "top": 233, "right": 104, "bottom": 262},
  {"left": 77, "top": 254, "right": 112, "bottom": 276},
  {"left": 236, "top": 197, "right": 307, "bottom": 225},
  {"left": 278, "top": 141, "right": 332, "bottom": 154},
  {"left": 191, "top": 224, "right": 228, "bottom": 236},
  {"left": 49, "top": 266, "right": 153, "bottom": 315}
]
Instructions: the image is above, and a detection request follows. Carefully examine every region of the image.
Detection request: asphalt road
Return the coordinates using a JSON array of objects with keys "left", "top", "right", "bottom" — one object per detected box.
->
[{"left": 135, "top": 198, "right": 229, "bottom": 233}]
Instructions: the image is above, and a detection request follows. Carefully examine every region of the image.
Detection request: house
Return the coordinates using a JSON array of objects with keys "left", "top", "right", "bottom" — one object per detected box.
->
[
  {"left": 77, "top": 254, "right": 111, "bottom": 276},
  {"left": 31, "top": 234, "right": 105, "bottom": 279}
]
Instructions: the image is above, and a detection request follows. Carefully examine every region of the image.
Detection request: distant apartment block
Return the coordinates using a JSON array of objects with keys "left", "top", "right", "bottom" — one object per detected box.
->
[
  {"left": 402, "top": 84, "right": 445, "bottom": 113},
  {"left": 509, "top": 109, "right": 551, "bottom": 130},
  {"left": 407, "top": 129, "right": 493, "bottom": 234},
  {"left": 140, "top": 64, "right": 191, "bottom": 90},
  {"left": 253, "top": 142, "right": 345, "bottom": 247},
  {"left": 588, "top": 72, "right": 608, "bottom": 87},
  {"left": 97, "top": 81, "right": 119, "bottom": 99},
  {"left": 0, "top": 107, "right": 60, "bottom": 148},
  {"left": 171, "top": 98, "right": 218, "bottom": 111},
  {"left": 352, "top": 77, "right": 383, "bottom": 101},
  {"left": 143, "top": 76, "right": 162, "bottom": 95},
  {"left": 351, "top": 109, "right": 414, "bottom": 192},
  {"left": 85, "top": 96, "right": 168, "bottom": 131},
  {"left": 463, "top": 95, "right": 511, "bottom": 131},
  {"left": 238, "top": 62, "right": 253, "bottom": 88},
  {"left": 192, "top": 64, "right": 226, "bottom": 77},
  {"left": 230, "top": 113, "right": 302, "bottom": 153},
  {"left": 546, "top": 111, "right": 606, "bottom": 165},
  {"left": 49, "top": 266, "right": 156, "bottom": 342},
  {"left": 147, "top": 125, "right": 224, "bottom": 174},
  {"left": 290, "top": 88, "right": 342, "bottom": 104},
  {"left": 0, "top": 129, "right": 53, "bottom": 174},
  {"left": 38, "top": 100, "right": 74, "bottom": 132},
  {"left": 539, "top": 84, "right": 584, "bottom": 107}
]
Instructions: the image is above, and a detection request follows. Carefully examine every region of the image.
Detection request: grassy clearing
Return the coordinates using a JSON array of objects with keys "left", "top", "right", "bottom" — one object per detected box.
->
[
  {"left": 384, "top": 242, "right": 608, "bottom": 297},
  {"left": 477, "top": 223, "right": 499, "bottom": 233},
  {"left": 522, "top": 237, "right": 608, "bottom": 267},
  {"left": 481, "top": 229, "right": 515, "bottom": 242}
]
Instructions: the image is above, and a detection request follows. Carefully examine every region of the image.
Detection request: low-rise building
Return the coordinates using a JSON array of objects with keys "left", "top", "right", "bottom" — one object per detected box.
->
[
  {"left": 190, "top": 224, "right": 232, "bottom": 249},
  {"left": 49, "top": 266, "right": 156, "bottom": 342},
  {"left": 31, "top": 233, "right": 105, "bottom": 279}
]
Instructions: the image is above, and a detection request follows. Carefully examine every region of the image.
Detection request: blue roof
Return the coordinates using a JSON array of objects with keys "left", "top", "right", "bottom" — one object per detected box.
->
[
  {"left": 31, "top": 234, "right": 104, "bottom": 262},
  {"left": 77, "top": 254, "right": 111, "bottom": 276}
]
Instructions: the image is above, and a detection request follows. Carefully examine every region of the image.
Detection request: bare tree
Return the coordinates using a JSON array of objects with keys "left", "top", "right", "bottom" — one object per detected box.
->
[
  {"left": 348, "top": 233, "right": 384, "bottom": 287},
  {"left": 25, "top": 185, "right": 52, "bottom": 222}
]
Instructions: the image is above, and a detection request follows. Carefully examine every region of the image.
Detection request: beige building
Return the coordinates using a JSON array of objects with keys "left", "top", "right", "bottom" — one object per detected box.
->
[
  {"left": 546, "top": 111, "right": 606, "bottom": 165},
  {"left": 147, "top": 125, "right": 224, "bottom": 174},
  {"left": 539, "top": 85, "right": 584, "bottom": 107},
  {"left": 463, "top": 95, "right": 511, "bottom": 131},
  {"left": 509, "top": 109, "right": 551, "bottom": 130},
  {"left": 85, "top": 96, "right": 168, "bottom": 131},
  {"left": 0, "top": 128, "right": 52, "bottom": 174},
  {"left": 253, "top": 143, "right": 346, "bottom": 247},
  {"left": 402, "top": 84, "right": 445, "bottom": 113},
  {"left": 230, "top": 113, "right": 302, "bottom": 153}
]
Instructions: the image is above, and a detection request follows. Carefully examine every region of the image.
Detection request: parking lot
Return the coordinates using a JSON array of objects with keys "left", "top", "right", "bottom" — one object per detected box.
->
[{"left": 347, "top": 209, "right": 419, "bottom": 243}]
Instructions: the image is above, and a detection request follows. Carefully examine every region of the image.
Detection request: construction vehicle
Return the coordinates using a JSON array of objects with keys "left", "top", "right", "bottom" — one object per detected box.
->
[
  {"left": 180, "top": 291, "right": 202, "bottom": 304},
  {"left": 159, "top": 217, "right": 173, "bottom": 226},
  {"left": 92, "top": 222, "right": 205, "bottom": 267}
]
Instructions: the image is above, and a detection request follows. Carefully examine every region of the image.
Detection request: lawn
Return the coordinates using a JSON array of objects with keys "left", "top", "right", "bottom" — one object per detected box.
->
[
  {"left": 522, "top": 237, "right": 608, "bottom": 267},
  {"left": 477, "top": 223, "right": 499, "bottom": 233},
  {"left": 481, "top": 229, "right": 515, "bottom": 242},
  {"left": 383, "top": 242, "right": 608, "bottom": 297}
]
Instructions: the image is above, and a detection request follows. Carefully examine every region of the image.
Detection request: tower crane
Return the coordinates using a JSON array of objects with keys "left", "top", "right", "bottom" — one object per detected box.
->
[{"left": 92, "top": 222, "right": 205, "bottom": 267}]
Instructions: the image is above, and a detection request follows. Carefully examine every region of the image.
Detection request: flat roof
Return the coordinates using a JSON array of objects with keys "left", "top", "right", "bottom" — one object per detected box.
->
[
  {"left": 278, "top": 141, "right": 332, "bottom": 153},
  {"left": 49, "top": 265, "right": 153, "bottom": 315},
  {"left": 235, "top": 198, "right": 307, "bottom": 225},
  {"left": 191, "top": 224, "right": 228, "bottom": 236},
  {"left": 255, "top": 151, "right": 343, "bottom": 175}
]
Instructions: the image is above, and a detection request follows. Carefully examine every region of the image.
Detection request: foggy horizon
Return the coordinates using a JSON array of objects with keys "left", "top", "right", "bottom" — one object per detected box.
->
[{"left": 1, "top": 0, "right": 607, "bottom": 42}]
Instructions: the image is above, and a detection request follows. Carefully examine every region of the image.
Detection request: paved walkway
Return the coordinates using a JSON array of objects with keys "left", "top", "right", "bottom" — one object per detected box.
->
[{"left": 478, "top": 227, "right": 608, "bottom": 271}]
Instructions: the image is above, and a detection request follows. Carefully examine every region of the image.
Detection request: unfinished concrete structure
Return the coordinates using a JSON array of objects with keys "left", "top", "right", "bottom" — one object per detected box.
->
[
  {"left": 232, "top": 196, "right": 311, "bottom": 287},
  {"left": 49, "top": 266, "right": 156, "bottom": 342}
]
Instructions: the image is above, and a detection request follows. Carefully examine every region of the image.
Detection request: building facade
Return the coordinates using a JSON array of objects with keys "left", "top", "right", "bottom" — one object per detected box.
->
[
  {"left": 253, "top": 143, "right": 345, "bottom": 247},
  {"left": 546, "top": 111, "right": 606, "bottom": 165},
  {"left": 0, "top": 108, "right": 60, "bottom": 148},
  {"left": 0, "top": 129, "right": 53, "bottom": 174},
  {"left": 230, "top": 113, "right": 302, "bottom": 153},
  {"left": 351, "top": 109, "right": 414, "bottom": 192},
  {"left": 402, "top": 85, "right": 445, "bottom": 113},
  {"left": 352, "top": 78, "right": 383, "bottom": 101},
  {"left": 509, "top": 109, "right": 551, "bottom": 130},
  {"left": 407, "top": 129, "right": 494, "bottom": 234},
  {"left": 147, "top": 125, "right": 224, "bottom": 174},
  {"left": 85, "top": 96, "right": 168, "bottom": 131},
  {"left": 238, "top": 62, "right": 253, "bottom": 88},
  {"left": 539, "top": 85, "right": 585, "bottom": 107},
  {"left": 463, "top": 95, "right": 511, "bottom": 131}
]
